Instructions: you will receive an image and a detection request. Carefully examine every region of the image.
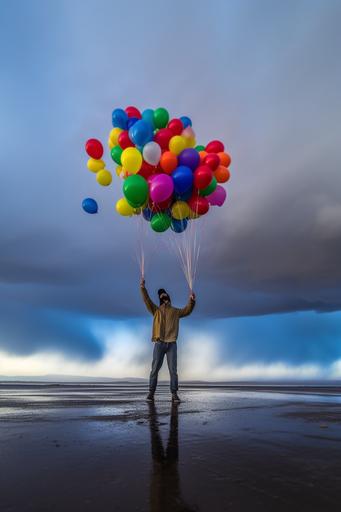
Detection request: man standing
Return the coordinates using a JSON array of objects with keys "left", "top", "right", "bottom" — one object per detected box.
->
[{"left": 140, "top": 279, "right": 196, "bottom": 403}]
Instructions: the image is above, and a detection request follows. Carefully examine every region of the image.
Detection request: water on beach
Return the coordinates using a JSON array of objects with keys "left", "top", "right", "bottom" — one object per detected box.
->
[{"left": 1, "top": 382, "right": 341, "bottom": 511}]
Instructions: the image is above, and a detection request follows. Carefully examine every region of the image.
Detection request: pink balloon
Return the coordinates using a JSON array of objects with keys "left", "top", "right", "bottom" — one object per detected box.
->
[
  {"left": 207, "top": 185, "right": 226, "bottom": 206},
  {"left": 182, "top": 126, "right": 195, "bottom": 138},
  {"left": 149, "top": 174, "right": 174, "bottom": 203}
]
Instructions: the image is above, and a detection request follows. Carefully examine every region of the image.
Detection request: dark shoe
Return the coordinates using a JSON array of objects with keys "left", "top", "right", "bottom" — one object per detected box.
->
[
  {"left": 172, "top": 393, "right": 181, "bottom": 403},
  {"left": 146, "top": 392, "right": 154, "bottom": 402}
]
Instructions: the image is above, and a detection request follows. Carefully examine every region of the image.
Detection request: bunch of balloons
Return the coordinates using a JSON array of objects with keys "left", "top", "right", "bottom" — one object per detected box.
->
[{"left": 83, "top": 106, "right": 231, "bottom": 233}]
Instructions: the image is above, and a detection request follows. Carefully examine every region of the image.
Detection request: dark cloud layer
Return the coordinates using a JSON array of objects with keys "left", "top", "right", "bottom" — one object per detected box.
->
[
  {"left": 0, "top": 301, "right": 103, "bottom": 360},
  {"left": 210, "top": 313, "right": 341, "bottom": 366}
]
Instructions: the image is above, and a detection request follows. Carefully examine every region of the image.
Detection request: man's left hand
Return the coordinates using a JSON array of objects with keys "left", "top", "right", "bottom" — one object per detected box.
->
[{"left": 190, "top": 292, "right": 196, "bottom": 301}]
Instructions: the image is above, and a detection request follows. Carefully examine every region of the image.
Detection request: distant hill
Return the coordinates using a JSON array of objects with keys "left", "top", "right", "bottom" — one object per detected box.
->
[{"left": 0, "top": 375, "right": 340, "bottom": 386}]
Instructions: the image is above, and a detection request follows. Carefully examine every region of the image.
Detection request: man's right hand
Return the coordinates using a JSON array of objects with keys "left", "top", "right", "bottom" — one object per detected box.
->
[{"left": 140, "top": 277, "right": 145, "bottom": 287}]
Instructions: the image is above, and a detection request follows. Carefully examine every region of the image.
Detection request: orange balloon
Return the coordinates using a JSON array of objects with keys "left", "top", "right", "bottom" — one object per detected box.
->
[
  {"left": 160, "top": 151, "right": 178, "bottom": 174},
  {"left": 214, "top": 165, "right": 230, "bottom": 183},
  {"left": 199, "top": 151, "right": 207, "bottom": 163},
  {"left": 218, "top": 152, "right": 231, "bottom": 167}
]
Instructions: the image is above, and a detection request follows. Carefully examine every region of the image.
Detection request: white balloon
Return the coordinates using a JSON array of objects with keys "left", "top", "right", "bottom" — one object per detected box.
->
[{"left": 143, "top": 141, "right": 161, "bottom": 166}]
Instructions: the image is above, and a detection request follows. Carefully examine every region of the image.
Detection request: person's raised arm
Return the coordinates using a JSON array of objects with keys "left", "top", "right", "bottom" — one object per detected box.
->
[
  {"left": 140, "top": 278, "right": 157, "bottom": 315},
  {"left": 178, "top": 292, "right": 196, "bottom": 318}
]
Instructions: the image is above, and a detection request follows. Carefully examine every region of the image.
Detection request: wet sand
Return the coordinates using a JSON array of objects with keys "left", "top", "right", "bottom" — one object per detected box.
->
[{"left": 1, "top": 382, "right": 341, "bottom": 511}]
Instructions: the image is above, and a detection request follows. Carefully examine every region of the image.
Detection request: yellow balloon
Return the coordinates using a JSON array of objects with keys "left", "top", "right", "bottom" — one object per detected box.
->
[
  {"left": 185, "top": 136, "right": 196, "bottom": 148},
  {"left": 169, "top": 135, "right": 186, "bottom": 155},
  {"left": 108, "top": 137, "right": 114, "bottom": 150},
  {"left": 116, "top": 165, "right": 122, "bottom": 177},
  {"left": 171, "top": 201, "right": 190, "bottom": 220},
  {"left": 96, "top": 169, "right": 112, "bottom": 186},
  {"left": 109, "top": 127, "right": 123, "bottom": 146},
  {"left": 116, "top": 197, "right": 135, "bottom": 216},
  {"left": 87, "top": 158, "right": 105, "bottom": 173},
  {"left": 121, "top": 147, "right": 142, "bottom": 174}
]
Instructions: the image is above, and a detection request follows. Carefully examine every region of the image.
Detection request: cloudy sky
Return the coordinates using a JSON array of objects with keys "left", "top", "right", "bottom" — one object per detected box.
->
[{"left": 0, "top": 0, "right": 340, "bottom": 380}]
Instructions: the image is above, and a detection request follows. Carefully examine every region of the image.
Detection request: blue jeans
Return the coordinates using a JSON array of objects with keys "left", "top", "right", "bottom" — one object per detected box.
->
[{"left": 149, "top": 341, "right": 178, "bottom": 393}]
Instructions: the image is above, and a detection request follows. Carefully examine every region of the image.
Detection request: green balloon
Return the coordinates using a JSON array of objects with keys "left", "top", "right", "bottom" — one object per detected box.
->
[
  {"left": 151, "top": 212, "right": 171, "bottom": 232},
  {"left": 111, "top": 145, "right": 123, "bottom": 165},
  {"left": 195, "top": 145, "right": 205, "bottom": 152},
  {"left": 153, "top": 108, "right": 169, "bottom": 129},
  {"left": 199, "top": 176, "right": 217, "bottom": 197},
  {"left": 123, "top": 175, "right": 148, "bottom": 208}
]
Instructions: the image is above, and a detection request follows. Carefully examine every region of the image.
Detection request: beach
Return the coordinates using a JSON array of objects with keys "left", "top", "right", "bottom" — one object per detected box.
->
[{"left": 1, "top": 382, "right": 341, "bottom": 511}]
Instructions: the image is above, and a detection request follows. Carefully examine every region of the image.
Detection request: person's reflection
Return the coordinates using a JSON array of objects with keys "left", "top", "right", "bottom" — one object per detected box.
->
[{"left": 148, "top": 402, "right": 196, "bottom": 512}]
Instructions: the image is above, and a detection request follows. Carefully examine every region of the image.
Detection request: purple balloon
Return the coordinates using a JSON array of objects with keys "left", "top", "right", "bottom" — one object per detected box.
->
[
  {"left": 207, "top": 185, "right": 226, "bottom": 206},
  {"left": 178, "top": 148, "right": 200, "bottom": 170},
  {"left": 149, "top": 174, "right": 174, "bottom": 203}
]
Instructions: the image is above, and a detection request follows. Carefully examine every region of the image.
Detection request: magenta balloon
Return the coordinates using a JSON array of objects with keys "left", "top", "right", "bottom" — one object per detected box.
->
[
  {"left": 149, "top": 174, "right": 174, "bottom": 203},
  {"left": 207, "top": 185, "right": 226, "bottom": 206},
  {"left": 147, "top": 174, "right": 158, "bottom": 185}
]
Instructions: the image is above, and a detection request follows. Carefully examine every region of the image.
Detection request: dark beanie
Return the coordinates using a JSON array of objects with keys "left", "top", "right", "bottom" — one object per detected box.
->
[{"left": 158, "top": 288, "right": 167, "bottom": 297}]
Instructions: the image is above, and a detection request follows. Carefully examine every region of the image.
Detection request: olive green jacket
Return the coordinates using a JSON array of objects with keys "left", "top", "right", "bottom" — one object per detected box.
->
[{"left": 141, "top": 285, "right": 195, "bottom": 342}]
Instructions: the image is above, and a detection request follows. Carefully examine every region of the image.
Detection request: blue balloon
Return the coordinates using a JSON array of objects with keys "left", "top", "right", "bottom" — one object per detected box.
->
[
  {"left": 82, "top": 198, "right": 98, "bottom": 214},
  {"left": 171, "top": 218, "right": 188, "bottom": 233},
  {"left": 176, "top": 187, "right": 193, "bottom": 201},
  {"left": 112, "top": 108, "right": 128, "bottom": 129},
  {"left": 142, "top": 109, "right": 155, "bottom": 128},
  {"left": 127, "top": 117, "right": 139, "bottom": 129},
  {"left": 180, "top": 116, "right": 192, "bottom": 128},
  {"left": 129, "top": 120, "right": 153, "bottom": 146},
  {"left": 172, "top": 166, "right": 193, "bottom": 195},
  {"left": 142, "top": 208, "right": 153, "bottom": 221},
  {"left": 178, "top": 148, "right": 200, "bottom": 170}
]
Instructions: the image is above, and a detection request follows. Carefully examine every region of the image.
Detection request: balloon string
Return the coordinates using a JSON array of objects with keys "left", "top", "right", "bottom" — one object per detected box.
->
[
  {"left": 166, "top": 201, "right": 203, "bottom": 293},
  {"left": 135, "top": 201, "right": 204, "bottom": 291},
  {"left": 135, "top": 213, "right": 147, "bottom": 278}
]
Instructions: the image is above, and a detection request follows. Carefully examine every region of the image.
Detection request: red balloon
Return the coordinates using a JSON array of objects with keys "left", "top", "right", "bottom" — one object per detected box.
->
[
  {"left": 188, "top": 195, "right": 209, "bottom": 215},
  {"left": 205, "top": 140, "right": 225, "bottom": 153},
  {"left": 190, "top": 188, "right": 200, "bottom": 197},
  {"left": 125, "top": 106, "right": 142, "bottom": 119},
  {"left": 148, "top": 196, "right": 172, "bottom": 212},
  {"left": 85, "top": 138, "right": 103, "bottom": 159},
  {"left": 154, "top": 128, "right": 173, "bottom": 150},
  {"left": 167, "top": 118, "right": 183, "bottom": 136},
  {"left": 118, "top": 130, "right": 134, "bottom": 149},
  {"left": 204, "top": 153, "right": 220, "bottom": 171},
  {"left": 138, "top": 161, "right": 157, "bottom": 180},
  {"left": 194, "top": 165, "right": 213, "bottom": 190}
]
